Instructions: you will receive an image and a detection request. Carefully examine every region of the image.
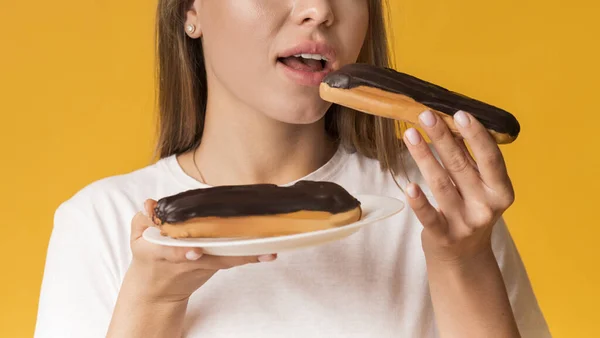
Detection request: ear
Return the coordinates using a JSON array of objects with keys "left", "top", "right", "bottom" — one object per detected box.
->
[{"left": 184, "top": 0, "right": 202, "bottom": 39}]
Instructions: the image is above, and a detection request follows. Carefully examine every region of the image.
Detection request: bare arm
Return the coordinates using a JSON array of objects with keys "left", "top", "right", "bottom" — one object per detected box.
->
[
  {"left": 107, "top": 264, "right": 190, "bottom": 338},
  {"left": 426, "top": 247, "right": 520, "bottom": 338},
  {"left": 401, "top": 109, "right": 523, "bottom": 337},
  {"left": 106, "top": 204, "right": 276, "bottom": 338}
]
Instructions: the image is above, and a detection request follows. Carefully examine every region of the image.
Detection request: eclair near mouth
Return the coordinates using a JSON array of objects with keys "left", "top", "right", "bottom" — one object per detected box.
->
[{"left": 319, "top": 63, "right": 520, "bottom": 144}]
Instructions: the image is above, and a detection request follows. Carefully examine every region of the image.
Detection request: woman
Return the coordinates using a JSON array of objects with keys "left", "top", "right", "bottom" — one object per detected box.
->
[{"left": 35, "top": 0, "right": 550, "bottom": 337}]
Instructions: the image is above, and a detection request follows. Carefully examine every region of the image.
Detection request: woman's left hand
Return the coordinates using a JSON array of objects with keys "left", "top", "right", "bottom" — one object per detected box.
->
[{"left": 402, "top": 109, "right": 515, "bottom": 262}]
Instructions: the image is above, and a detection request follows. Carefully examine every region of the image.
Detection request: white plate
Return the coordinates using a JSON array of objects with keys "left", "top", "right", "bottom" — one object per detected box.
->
[{"left": 142, "top": 194, "right": 404, "bottom": 256}]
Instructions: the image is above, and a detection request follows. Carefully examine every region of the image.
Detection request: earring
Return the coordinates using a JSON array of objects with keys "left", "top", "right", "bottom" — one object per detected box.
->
[{"left": 186, "top": 24, "right": 196, "bottom": 34}]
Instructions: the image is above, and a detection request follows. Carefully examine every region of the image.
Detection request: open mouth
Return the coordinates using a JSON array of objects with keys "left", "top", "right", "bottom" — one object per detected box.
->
[{"left": 277, "top": 54, "right": 329, "bottom": 73}]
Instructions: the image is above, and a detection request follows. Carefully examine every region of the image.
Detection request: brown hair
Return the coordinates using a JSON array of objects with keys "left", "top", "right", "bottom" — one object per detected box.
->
[{"left": 154, "top": 0, "right": 406, "bottom": 174}]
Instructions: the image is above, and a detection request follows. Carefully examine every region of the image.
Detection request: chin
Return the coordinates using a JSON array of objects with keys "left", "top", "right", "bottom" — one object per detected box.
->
[
  {"left": 268, "top": 101, "right": 330, "bottom": 125},
  {"left": 252, "top": 77, "right": 333, "bottom": 125},
  {"left": 290, "top": 114, "right": 326, "bottom": 125},
  {"left": 266, "top": 110, "right": 326, "bottom": 125}
]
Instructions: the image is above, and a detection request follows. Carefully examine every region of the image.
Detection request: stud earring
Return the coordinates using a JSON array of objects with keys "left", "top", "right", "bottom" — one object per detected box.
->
[{"left": 186, "top": 24, "right": 196, "bottom": 34}]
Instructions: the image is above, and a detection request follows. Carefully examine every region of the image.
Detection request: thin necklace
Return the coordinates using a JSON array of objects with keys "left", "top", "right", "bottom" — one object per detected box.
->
[{"left": 192, "top": 145, "right": 207, "bottom": 184}]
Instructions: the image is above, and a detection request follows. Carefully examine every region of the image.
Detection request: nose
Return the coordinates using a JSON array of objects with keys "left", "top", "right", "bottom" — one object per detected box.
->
[{"left": 291, "top": 0, "right": 335, "bottom": 28}]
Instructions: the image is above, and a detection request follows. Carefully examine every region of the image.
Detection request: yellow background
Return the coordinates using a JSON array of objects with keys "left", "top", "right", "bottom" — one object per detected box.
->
[{"left": 1, "top": 0, "right": 598, "bottom": 337}]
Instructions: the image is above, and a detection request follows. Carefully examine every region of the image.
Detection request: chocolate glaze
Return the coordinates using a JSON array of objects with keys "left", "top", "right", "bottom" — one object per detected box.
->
[
  {"left": 154, "top": 181, "right": 361, "bottom": 224},
  {"left": 323, "top": 63, "right": 520, "bottom": 137}
]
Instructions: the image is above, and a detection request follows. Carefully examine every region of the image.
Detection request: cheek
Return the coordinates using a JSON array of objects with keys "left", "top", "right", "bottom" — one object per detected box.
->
[
  {"left": 200, "top": 2, "right": 275, "bottom": 89},
  {"left": 337, "top": 4, "right": 370, "bottom": 63}
]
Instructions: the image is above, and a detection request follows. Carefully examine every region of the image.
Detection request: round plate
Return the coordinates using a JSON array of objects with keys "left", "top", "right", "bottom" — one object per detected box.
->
[{"left": 142, "top": 194, "right": 404, "bottom": 256}]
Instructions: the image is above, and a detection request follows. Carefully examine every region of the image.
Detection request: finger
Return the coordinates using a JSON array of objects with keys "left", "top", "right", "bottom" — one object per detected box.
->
[
  {"left": 160, "top": 246, "right": 205, "bottom": 263},
  {"left": 403, "top": 127, "right": 462, "bottom": 211},
  {"left": 456, "top": 138, "right": 478, "bottom": 170},
  {"left": 144, "top": 199, "right": 160, "bottom": 224},
  {"left": 162, "top": 245, "right": 277, "bottom": 266},
  {"left": 131, "top": 211, "right": 155, "bottom": 242},
  {"left": 417, "top": 110, "right": 482, "bottom": 196},
  {"left": 194, "top": 253, "right": 278, "bottom": 270},
  {"left": 405, "top": 183, "right": 447, "bottom": 236},
  {"left": 453, "top": 111, "right": 511, "bottom": 191}
]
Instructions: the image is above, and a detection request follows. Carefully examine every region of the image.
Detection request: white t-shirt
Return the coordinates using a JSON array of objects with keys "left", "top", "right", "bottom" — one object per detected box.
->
[{"left": 34, "top": 146, "right": 551, "bottom": 338}]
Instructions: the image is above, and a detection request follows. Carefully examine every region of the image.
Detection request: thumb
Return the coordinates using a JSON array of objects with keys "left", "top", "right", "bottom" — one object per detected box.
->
[
  {"left": 406, "top": 183, "right": 446, "bottom": 237},
  {"left": 130, "top": 199, "right": 158, "bottom": 241},
  {"left": 130, "top": 212, "right": 151, "bottom": 241}
]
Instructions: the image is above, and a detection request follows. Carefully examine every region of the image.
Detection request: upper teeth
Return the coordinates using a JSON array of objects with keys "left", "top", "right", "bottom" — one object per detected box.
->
[{"left": 294, "top": 53, "right": 329, "bottom": 62}]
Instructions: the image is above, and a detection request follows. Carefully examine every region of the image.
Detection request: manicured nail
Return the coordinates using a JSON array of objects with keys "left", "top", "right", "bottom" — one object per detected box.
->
[
  {"left": 419, "top": 110, "right": 437, "bottom": 127},
  {"left": 258, "top": 254, "right": 277, "bottom": 262},
  {"left": 186, "top": 250, "right": 202, "bottom": 261},
  {"left": 404, "top": 128, "right": 422, "bottom": 145},
  {"left": 454, "top": 110, "right": 470, "bottom": 127},
  {"left": 407, "top": 184, "right": 420, "bottom": 199}
]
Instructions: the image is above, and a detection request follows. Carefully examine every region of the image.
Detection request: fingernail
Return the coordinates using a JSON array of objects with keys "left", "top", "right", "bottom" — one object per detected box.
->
[
  {"left": 258, "top": 254, "right": 277, "bottom": 262},
  {"left": 454, "top": 110, "right": 470, "bottom": 127},
  {"left": 186, "top": 250, "right": 202, "bottom": 261},
  {"left": 419, "top": 110, "right": 436, "bottom": 127},
  {"left": 407, "top": 184, "right": 420, "bottom": 199},
  {"left": 404, "top": 128, "right": 422, "bottom": 145}
]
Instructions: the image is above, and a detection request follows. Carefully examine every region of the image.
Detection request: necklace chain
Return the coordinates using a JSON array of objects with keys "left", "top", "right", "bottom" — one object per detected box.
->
[{"left": 192, "top": 145, "right": 207, "bottom": 184}]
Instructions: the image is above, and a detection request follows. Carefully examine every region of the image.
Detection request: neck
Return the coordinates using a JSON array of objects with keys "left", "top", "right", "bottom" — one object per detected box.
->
[{"left": 180, "top": 84, "right": 337, "bottom": 186}]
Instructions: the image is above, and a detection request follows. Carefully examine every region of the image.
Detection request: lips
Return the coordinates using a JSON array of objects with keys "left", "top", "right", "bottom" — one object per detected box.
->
[
  {"left": 279, "top": 54, "right": 326, "bottom": 73},
  {"left": 276, "top": 41, "right": 337, "bottom": 87}
]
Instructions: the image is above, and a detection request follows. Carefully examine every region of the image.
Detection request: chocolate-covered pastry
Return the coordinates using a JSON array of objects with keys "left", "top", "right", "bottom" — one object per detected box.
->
[
  {"left": 151, "top": 181, "right": 362, "bottom": 239},
  {"left": 320, "top": 63, "right": 520, "bottom": 144}
]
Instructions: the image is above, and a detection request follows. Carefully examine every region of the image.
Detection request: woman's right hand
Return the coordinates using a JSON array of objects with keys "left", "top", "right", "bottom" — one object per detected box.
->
[
  {"left": 107, "top": 199, "right": 276, "bottom": 337},
  {"left": 127, "top": 199, "right": 277, "bottom": 304}
]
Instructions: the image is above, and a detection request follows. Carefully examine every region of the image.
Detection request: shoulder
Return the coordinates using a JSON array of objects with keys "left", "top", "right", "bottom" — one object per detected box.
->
[
  {"left": 68, "top": 159, "right": 166, "bottom": 208},
  {"left": 54, "top": 157, "right": 178, "bottom": 232},
  {"left": 36, "top": 159, "right": 179, "bottom": 336}
]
